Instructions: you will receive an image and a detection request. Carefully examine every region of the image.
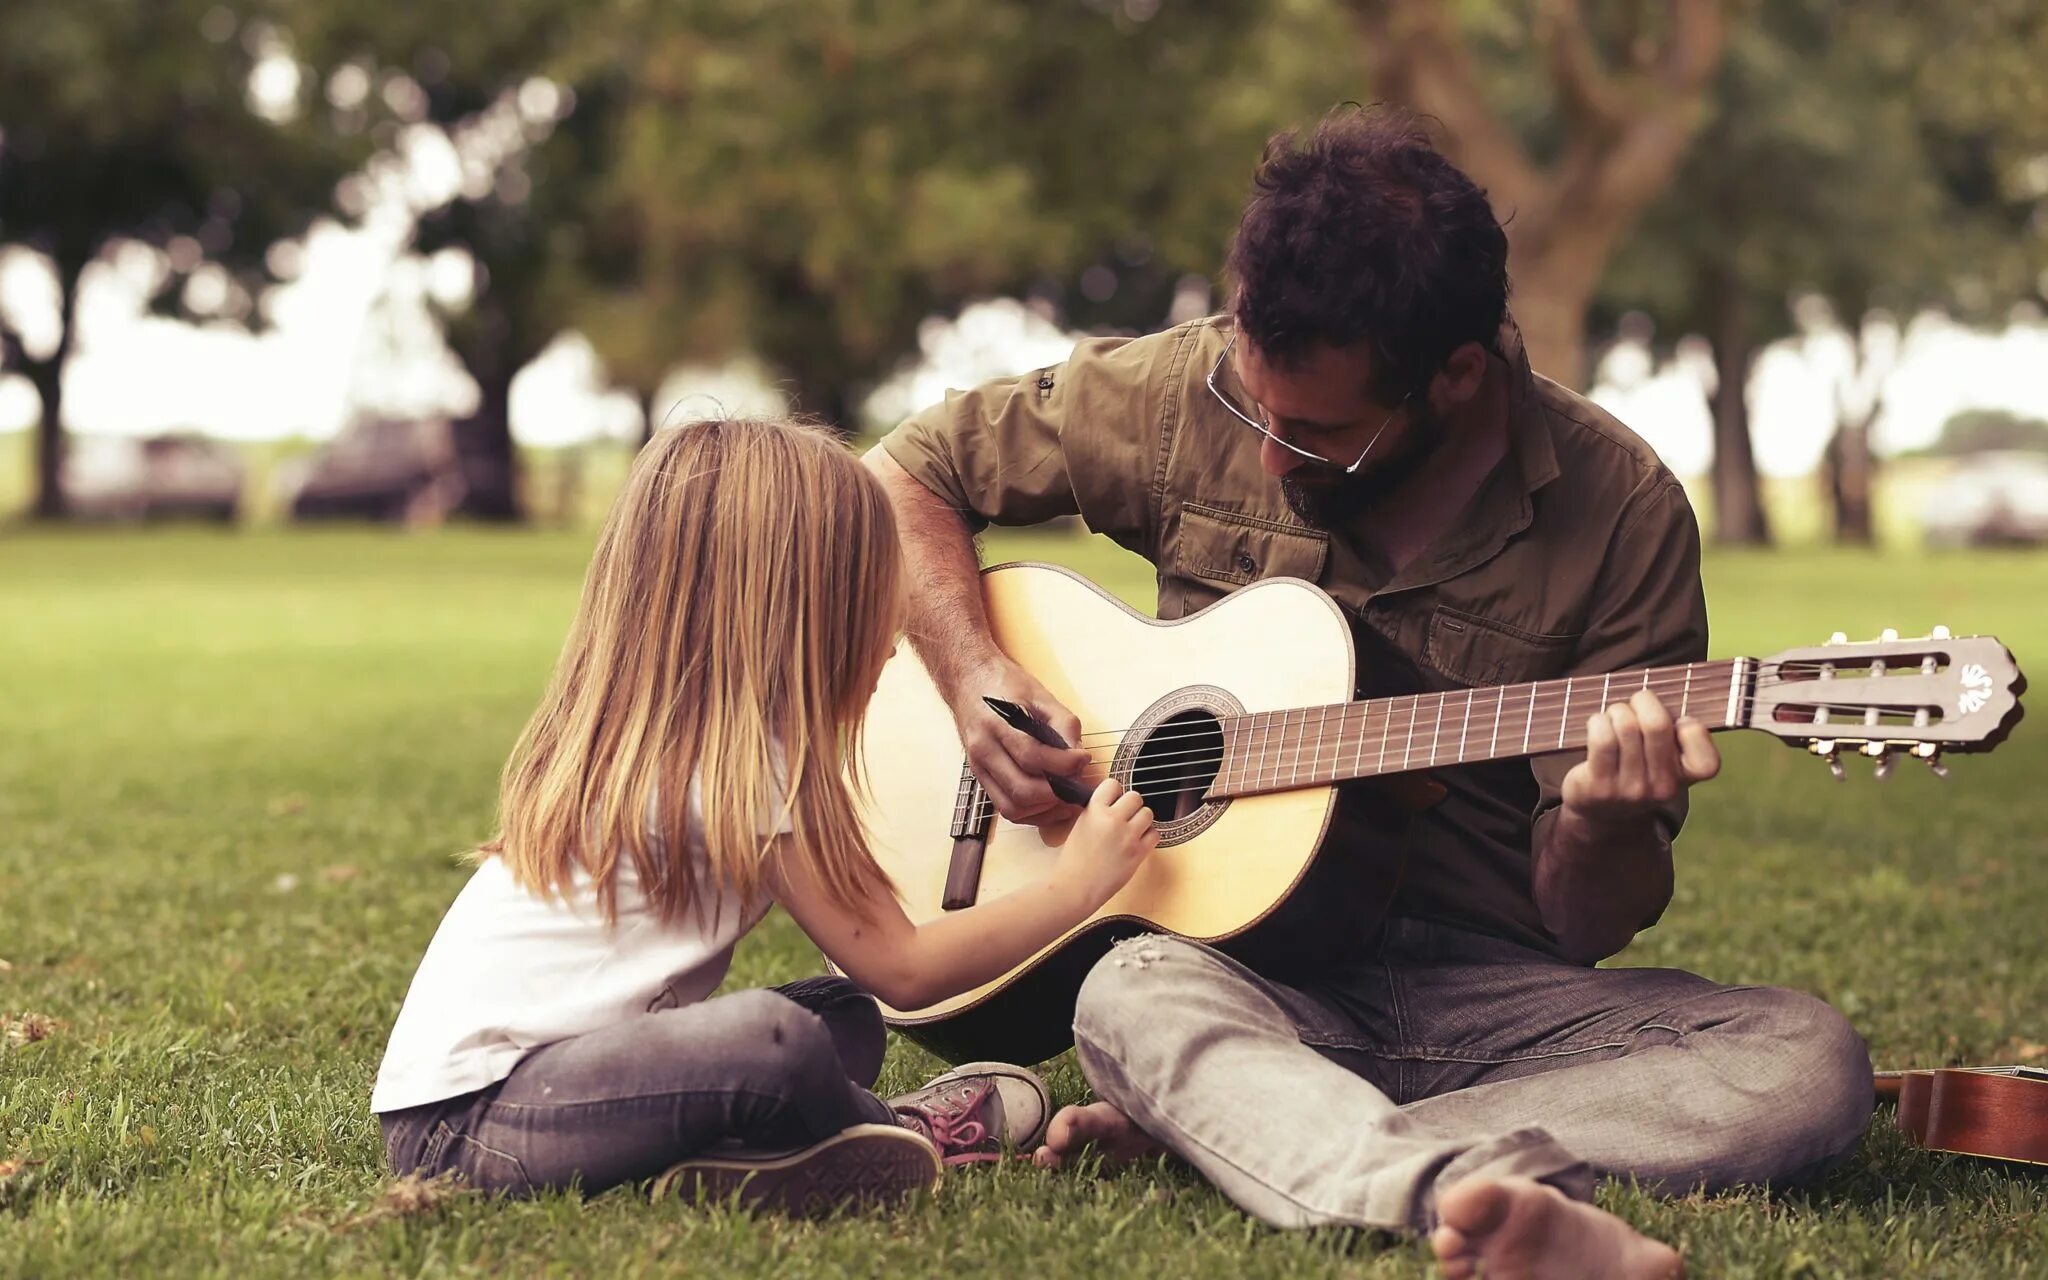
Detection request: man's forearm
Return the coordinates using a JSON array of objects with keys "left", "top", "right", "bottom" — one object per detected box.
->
[
  {"left": 1532, "top": 807, "right": 1674, "bottom": 965},
  {"left": 864, "top": 447, "right": 1003, "bottom": 702}
]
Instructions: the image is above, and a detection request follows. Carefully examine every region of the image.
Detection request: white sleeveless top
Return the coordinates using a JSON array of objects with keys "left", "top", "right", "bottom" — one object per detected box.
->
[{"left": 370, "top": 775, "right": 789, "bottom": 1114}]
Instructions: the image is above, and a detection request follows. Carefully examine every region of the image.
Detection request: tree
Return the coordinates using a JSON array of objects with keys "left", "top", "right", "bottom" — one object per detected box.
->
[
  {"left": 593, "top": 0, "right": 1340, "bottom": 431},
  {"left": 1349, "top": 0, "right": 1731, "bottom": 388},
  {"left": 0, "top": 0, "right": 371, "bottom": 519},
  {"left": 1602, "top": 0, "right": 2048, "bottom": 544},
  {"left": 306, "top": 0, "right": 603, "bottom": 520}
]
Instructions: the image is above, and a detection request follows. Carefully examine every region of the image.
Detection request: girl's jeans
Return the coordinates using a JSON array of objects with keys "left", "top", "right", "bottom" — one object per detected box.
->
[{"left": 378, "top": 976, "right": 896, "bottom": 1196}]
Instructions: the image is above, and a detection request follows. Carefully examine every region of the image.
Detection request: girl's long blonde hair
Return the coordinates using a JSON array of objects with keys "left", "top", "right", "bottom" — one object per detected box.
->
[{"left": 485, "top": 417, "right": 902, "bottom": 924}]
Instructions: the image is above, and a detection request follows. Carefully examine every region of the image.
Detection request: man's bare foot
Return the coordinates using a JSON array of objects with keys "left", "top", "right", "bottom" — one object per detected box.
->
[
  {"left": 1029, "top": 1101, "right": 1162, "bottom": 1170},
  {"left": 1431, "top": 1177, "right": 1682, "bottom": 1280}
]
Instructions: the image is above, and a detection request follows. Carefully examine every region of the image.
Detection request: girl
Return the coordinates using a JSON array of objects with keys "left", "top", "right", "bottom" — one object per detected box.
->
[{"left": 372, "top": 418, "right": 1156, "bottom": 1214}]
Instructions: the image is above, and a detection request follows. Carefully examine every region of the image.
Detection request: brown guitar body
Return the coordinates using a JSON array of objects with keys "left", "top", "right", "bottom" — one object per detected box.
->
[
  {"left": 859, "top": 564, "right": 1373, "bottom": 1065},
  {"left": 1879, "top": 1067, "right": 2048, "bottom": 1166}
]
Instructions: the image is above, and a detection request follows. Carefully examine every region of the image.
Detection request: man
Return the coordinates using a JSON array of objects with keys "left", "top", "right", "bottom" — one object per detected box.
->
[{"left": 866, "top": 106, "right": 1871, "bottom": 1278}]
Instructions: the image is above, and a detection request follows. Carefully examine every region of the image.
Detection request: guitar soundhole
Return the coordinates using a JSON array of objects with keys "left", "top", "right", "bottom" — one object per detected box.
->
[{"left": 1129, "top": 710, "right": 1224, "bottom": 823}]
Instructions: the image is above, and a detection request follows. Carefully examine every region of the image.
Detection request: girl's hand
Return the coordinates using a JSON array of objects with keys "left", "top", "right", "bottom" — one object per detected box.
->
[{"left": 1053, "top": 777, "right": 1158, "bottom": 914}]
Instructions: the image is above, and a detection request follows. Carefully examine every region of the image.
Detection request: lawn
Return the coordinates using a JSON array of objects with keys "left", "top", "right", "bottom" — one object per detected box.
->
[{"left": 2, "top": 526, "right": 2045, "bottom": 1279}]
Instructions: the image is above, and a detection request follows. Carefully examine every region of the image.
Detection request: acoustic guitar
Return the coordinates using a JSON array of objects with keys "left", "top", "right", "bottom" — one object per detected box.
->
[
  {"left": 1877, "top": 1066, "right": 2048, "bottom": 1166},
  {"left": 860, "top": 563, "right": 2026, "bottom": 1065}
]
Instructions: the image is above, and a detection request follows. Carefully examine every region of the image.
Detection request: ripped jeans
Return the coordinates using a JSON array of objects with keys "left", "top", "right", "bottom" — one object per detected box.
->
[
  {"left": 1073, "top": 919, "right": 1873, "bottom": 1234},
  {"left": 378, "top": 977, "right": 897, "bottom": 1196}
]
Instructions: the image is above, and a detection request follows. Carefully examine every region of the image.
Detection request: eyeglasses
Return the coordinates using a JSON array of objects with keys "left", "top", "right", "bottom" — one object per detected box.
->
[{"left": 1206, "top": 329, "right": 1412, "bottom": 474}]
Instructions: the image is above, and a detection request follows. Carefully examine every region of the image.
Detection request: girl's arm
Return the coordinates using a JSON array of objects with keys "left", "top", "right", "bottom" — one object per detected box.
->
[{"left": 765, "top": 778, "right": 1157, "bottom": 1011}]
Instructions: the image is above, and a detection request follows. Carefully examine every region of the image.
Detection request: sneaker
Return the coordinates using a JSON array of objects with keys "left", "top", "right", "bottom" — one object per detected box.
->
[
  {"left": 887, "top": 1061, "right": 1052, "bottom": 1165},
  {"left": 651, "top": 1123, "right": 940, "bottom": 1216}
]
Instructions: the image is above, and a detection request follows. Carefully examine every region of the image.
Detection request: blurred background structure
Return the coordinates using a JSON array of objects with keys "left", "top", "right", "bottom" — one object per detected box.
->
[{"left": 3, "top": 0, "right": 2047, "bottom": 545}]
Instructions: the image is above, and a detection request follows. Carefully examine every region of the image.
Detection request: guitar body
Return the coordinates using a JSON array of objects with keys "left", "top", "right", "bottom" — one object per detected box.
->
[
  {"left": 1881, "top": 1066, "right": 2048, "bottom": 1166},
  {"left": 859, "top": 563, "right": 1358, "bottom": 1065},
  {"left": 859, "top": 561, "right": 2023, "bottom": 1067}
]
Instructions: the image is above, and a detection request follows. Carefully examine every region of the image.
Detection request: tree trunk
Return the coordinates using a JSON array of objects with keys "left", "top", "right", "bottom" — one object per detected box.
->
[
  {"left": 452, "top": 361, "right": 523, "bottom": 522},
  {"left": 28, "top": 257, "right": 83, "bottom": 521},
  {"left": 786, "top": 363, "right": 856, "bottom": 437},
  {"left": 1703, "top": 263, "right": 1769, "bottom": 546},
  {"left": 639, "top": 386, "right": 660, "bottom": 447},
  {"left": 1827, "top": 411, "right": 1877, "bottom": 546},
  {"left": 1505, "top": 266, "right": 1591, "bottom": 390}
]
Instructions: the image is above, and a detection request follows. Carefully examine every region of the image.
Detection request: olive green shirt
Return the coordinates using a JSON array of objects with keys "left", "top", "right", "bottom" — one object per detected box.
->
[{"left": 881, "top": 315, "right": 1708, "bottom": 958}]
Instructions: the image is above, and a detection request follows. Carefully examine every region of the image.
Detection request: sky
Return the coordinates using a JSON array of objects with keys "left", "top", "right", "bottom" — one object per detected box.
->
[{"left": 4, "top": 215, "right": 2047, "bottom": 476}]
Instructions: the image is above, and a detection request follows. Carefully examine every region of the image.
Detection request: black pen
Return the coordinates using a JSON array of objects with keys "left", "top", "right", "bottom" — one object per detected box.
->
[{"left": 982, "top": 696, "right": 1097, "bottom": 806}]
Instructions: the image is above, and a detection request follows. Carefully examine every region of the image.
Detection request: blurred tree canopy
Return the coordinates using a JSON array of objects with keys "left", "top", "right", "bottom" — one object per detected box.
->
[
  {"left": 1602, "top": 0, "right": 2048, "bottom": 545},
  {"left": 1352, "top": 0, "right": 1731, "bottom": 390},
  {"left": 6, "top": 0, "right": 2046, "bottom": 531},
  {"left": 0, "top": 0, "right": 371, "bottom": 519},
  {"left": 583, "top": 0, "right": 1350, "bottom": 433}
]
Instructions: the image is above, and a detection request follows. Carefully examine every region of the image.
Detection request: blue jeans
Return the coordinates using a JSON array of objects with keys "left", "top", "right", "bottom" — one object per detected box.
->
[
  {"left": 379, "top": 976, "right": 897, "bottom": 1196},
  {"left": 1072, "top": 919, "right": 1874, "bottom": 1234}
]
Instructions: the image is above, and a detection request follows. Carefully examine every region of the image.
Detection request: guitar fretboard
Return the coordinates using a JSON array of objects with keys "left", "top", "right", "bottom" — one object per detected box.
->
[{"left": 1209, "top": 658, "right": 1750, "bottom": 798}]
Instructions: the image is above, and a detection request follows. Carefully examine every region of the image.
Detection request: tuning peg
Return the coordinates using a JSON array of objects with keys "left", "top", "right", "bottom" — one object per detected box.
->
[
  {"left": 1828, "top": 754, "right": 1847, "bottom": 781},
  {"left": 1880, "top": 627, "right": 1899, "bottom": 642},
  {"left": 1828, "top": 631, "right": 1848, "bottom": 645},
  {"left": 1925, "top": 752, "right": 1950, "bottom": 780},
  {"left": 1931, "top": 625, "right": 1952, "bottom": 640},
  {"left": 1874, "top": 752, "right": 1894, "bottom": 781}
]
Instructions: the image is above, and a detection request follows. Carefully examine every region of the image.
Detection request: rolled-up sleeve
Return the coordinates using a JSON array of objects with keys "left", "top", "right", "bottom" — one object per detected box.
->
[
  {"left": 1529, "top": 477, "right": 1710, "bottom": 899},
  {"left": 876, "top": 329, "right": 1173, "bottom": 553}
]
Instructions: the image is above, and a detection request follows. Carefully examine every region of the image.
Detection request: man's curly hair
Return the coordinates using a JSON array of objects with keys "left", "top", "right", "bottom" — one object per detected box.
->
[{"left": 1227, "top": 104, "right": 1510, "bottom": 402}]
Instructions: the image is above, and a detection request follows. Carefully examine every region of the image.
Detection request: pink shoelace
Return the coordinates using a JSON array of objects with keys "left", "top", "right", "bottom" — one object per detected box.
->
[{"left": 897, "top": 1080, "right": 1001, "bottom": 1165}]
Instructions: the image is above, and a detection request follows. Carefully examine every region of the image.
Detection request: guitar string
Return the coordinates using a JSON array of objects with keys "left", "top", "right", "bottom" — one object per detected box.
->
[
  {"left": 960, "top": 677, "right": 1960, "bottom": 806},
  {"left": 1042, "top": 676, "right": 1948, "bottom": 763},
  {"left": 1060, "top": 663, "right": 1956, "bottom": 746}
]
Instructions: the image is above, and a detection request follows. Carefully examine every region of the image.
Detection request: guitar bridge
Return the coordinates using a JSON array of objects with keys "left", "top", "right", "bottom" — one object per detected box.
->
[{"left": 941, "top": 764, "right": 995, "bottom": 910}]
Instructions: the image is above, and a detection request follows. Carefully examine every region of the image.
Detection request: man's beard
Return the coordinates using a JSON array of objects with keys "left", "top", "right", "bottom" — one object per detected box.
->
[{"left": 1278, "top": 403, "right": 1444, "bottom": 530}]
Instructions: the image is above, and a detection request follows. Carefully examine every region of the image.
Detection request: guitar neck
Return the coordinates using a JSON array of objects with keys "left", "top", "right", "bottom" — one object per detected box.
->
[{"left": 1208, "top": 658, "right": 1753, "bottom": 799}]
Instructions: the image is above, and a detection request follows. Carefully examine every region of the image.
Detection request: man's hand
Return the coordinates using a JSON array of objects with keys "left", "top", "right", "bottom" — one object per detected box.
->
[
  {"left": 1560, "top": 688, "right": 1721, "bottom": 825},
  {"left": 952, "top": 657, "right": 1091, "bottom": 827}
]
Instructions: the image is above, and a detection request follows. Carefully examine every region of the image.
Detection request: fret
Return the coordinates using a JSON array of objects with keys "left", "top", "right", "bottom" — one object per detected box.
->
[
  {"left": 1600, "top": 672, "right": 1612, "bottom": 720},
  {"left": 1490, "top": 684, "right": 1504, "bottom": 758},
  {"left": 1429, "top": 692, "right": 1445, "bottom": 767},
  {"left": 1352, "top": 702, "right": 1367, "bottom": 780},
  {"left": 1312, "top": 705, "right": 1328, "bottom": 787},
  {"left": 1401, "top": 695, "right": 1417, "bottom": 771},
  {"left": 1724, "top": 657, "right": 1744, "bottom": 728},
  {"left": 1287, "top": 709, "right": 1302, "bottom": 786},
  {"left": 1458, "top": 687, "right": 1472, "bottom": 763},
  {"left": 1521, "top": 682, "right": 1535, "bottom": 754},
  {"left": 1558, "top": 677, "right": 1572, "bottom": 749},
  {"left": 1680, "top": 664, "right": 1693, "bottom": 719},
  {"left": 1378, "top": 695, "right": 1391, "bottom": 776},
  {"left": 1256, "top": 711, "right": 1270, "bottom": 791}
]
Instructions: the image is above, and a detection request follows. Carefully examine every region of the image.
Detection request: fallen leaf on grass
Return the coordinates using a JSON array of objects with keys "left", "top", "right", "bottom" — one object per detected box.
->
[
  {"left": 0, "top": 1160, "right": 42, "bottom": 1180},
  {"left": 2015, "top": 1042, "right": 2047, "bottom": 1062},
  {"left": 2, "top": 1013, "right": 57, "bottom": 1047},
  {"left": 341, "top": 1173, "right": 470, "bottom": 1230},
  {"left": 0, "top": 959, "right": 12, "bottom": 972},
  {"left": 319, "top": 864, "right": 362, "bottom": 884},
  {"left": 273, "top": 873, "right": 300, "bottom": 894},
  {"left": 267, "top": 795, "right": 307, "bottom": 818}
]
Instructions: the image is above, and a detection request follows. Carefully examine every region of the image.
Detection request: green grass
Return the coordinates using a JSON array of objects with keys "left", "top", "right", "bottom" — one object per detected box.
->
[{"left": 2, "top": 527, "right": 2045, "bottom": 1278}]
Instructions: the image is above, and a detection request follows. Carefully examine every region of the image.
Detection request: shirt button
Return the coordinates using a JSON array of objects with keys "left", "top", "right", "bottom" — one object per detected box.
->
[
  {"left": 1235, "top": 551, "right": 1258, "bottom": 575},
  {"left": 1036, "top": 375, "right": 1055, "bottom": 391}
]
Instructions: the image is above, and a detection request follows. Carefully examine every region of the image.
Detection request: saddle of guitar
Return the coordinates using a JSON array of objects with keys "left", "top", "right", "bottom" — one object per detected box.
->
[{"left": 857, "top": 561, "right": 1355, "bottom": 1064}]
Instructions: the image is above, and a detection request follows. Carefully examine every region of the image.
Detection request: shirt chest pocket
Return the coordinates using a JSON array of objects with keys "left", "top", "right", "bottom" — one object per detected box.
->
[
  {"left": 1177, "top": 502, "right": 1330, "bottom": 589},
  {"left": 1424, "top": 605, "right": 1580, "bottom": 687}
]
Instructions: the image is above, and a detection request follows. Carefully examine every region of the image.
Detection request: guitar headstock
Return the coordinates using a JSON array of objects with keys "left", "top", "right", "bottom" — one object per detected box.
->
[{"left": 1746, "top": 628, "right": 2025, "bottom": 778}]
